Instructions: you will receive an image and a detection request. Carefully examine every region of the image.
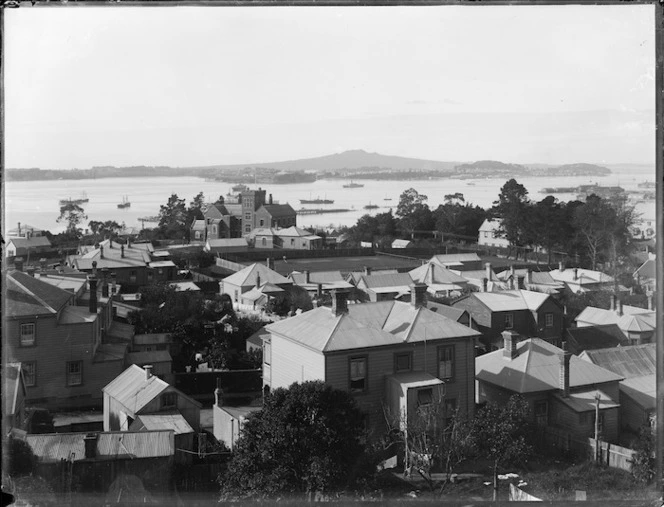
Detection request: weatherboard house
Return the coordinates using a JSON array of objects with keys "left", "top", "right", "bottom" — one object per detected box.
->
[{"left": 262, "top": 287, "right": 482, "bottom": 434}]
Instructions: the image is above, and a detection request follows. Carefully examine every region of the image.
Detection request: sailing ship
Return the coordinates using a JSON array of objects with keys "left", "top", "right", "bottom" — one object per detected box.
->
[
  {"left": 363, "top": 203, "right": 379, "bottom": 210},
  {"left": 300, "top": 194, "right": 334, "bottom": 205},
  {"left": 59, "top": 192, "right": 89, "bottom": 206},
  {"left": 117, "top": 196, "right": 131, "bottom": 208}
]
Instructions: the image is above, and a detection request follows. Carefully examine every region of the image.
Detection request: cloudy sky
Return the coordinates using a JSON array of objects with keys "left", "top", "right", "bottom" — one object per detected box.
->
[{"left": 4, "top": 4, "right": 656, "bottom": 168}]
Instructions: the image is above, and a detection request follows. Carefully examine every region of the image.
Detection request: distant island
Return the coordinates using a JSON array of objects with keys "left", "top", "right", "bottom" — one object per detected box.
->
[{"left": 6, "top": 150, "right": 612, "bottom": 182}]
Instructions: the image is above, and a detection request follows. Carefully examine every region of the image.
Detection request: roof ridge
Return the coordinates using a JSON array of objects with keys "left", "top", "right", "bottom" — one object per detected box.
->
[
  {"left": 403, "top": 305, "right": 421, "bottom": 343},
  {"left": 322, "top": 310, "right": 344, "bottom": 352},
  {"left": 10, "top": 274, "right": 60, "bottom": 314}
]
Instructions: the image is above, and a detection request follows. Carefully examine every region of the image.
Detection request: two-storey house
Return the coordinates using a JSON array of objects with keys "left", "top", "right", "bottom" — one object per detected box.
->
[
  {"left": 575, "top": 295, "right": 655, "bottom": 345},
  {"left": 220, "top": 262, "right": 292, "bottom": 309},
  {"left": 408, "top": 261, "right": 469, "bottom": 298},
  {"left": 262, "top": 286, "right": 482, "bottom": 434},
  {"left": 451, "top": 288, "right": 564, "bottom": 351},
  {"left": 5, "top": 270, "right": 128, "bottom": 410}
]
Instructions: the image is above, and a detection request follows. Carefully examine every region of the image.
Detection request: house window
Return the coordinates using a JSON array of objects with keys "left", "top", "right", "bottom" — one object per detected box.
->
[
  {"left": 394, "top": 352, "right": 412, "bottom": 373},
  {"left": 161, "top": 392, "right": 177, "bottom": 409},
  {"left": 262, "top": 237, "right": 267, "bottom": 247},
  {"left": 244, "top": 212, "right": 252, "bottom": 221},
  {"left": 264, "top": 342, "right": 271, "bottom": 365},
  {"left": 234, "top": 290, "right": 239, "bottom": 302},
  {"left": 437, "top": 345, "right": 455, "bottom": 381},
  {"left": 504, "top": 313, "right": 514, "bottom": 329},
  {"left": 20, "top": 323, "right": 36, "bottom": 346},
  {"left": 212, "top": 225, "right": 217, "bottom": 235},
  {"left": 245, "top": 225, "right": 251, "bottom": 233},
  {"left": 535, "top": 400, "right": 548, "bottom": 427},
  {"left": 291, "top": 239, "right": 295, "bottom": 246},
  {"left": 545, "top": 313, "right": 554, "bottom": 328},
  {"left": 66, "top": 361, "right": 83, "bottom": 386},
  {"left": 349, "top": 357, "right": 367, "bottom": 393},
  {"left": 260, "top": 219, "right": 265, "bottom": 227},
  {"left": 417, "top": 388, "right": 433, "bottom": 406},
  {"left": 130, "top": 270, "right": 137, "bottom": 282},
  {"left": 147, "top": 271, "right": 154, "bottom": 282},
  {"left": 484, "top": 232, "right": 488, "bottom": 238},
  {"left": 195, "top": 231, "right": 201, "bottom": 239},
  {"left": 23, "top": 362, "right": 36, "bottom": 387}
]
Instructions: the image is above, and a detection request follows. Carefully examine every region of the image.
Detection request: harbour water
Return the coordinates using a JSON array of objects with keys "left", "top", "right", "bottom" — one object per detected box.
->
[{"left": 3, "top": 167, "right": 656, "bottom": 234}]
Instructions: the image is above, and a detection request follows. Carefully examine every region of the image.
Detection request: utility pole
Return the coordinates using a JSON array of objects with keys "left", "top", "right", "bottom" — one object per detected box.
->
[{"left": 594, "top": 394, "right": 601, "bottom": 464}]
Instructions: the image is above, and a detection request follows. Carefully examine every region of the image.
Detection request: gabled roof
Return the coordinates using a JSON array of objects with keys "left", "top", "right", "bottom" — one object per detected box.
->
[
  {"left": 391, "top": 239, "right": 413, "bottom": 248},
  {"left": 35, "top": 274, "right": 87, "bottom": 294},
  {"left": 620, "top": 375, "right": 656, "bottom": 410},
  {"left": 576, "top": 305, "right": 655, "bottom": 332},
  {"left": 103, "top": 365, "right": 201, "bottom": 414},
  {"left": 72, "top": 239, "right": 153, "bottom": 270},
  {"left": 579, "top": 343, "right": 655, "bottom": 378},
  {"left": 429, "top": 253, "right": 481, "bottom": 266},
  {"left": 549, "top": 267, "right": 614, "bottom": 285},
  {"left": 5, "top": 270, "right": 74, "bottom": 317},
  {"left": 478, "top": 218, "right": 502, "bottom": 232},
  {"left": 553, "top": 388, "right": 620, "bottom": 413},
  {"left": 26, "top": 430, "right": 175, "bottom": 462},
  {"left": 7, "top": 224, "right": 44, "bottom": 236},
  {"left": 191, "top": 219, "right": 206, "bottom": 231},
  {"left": 266, "top": 300, "right": 481, "bottom": 353},
  {"left": 290, "top": 270, "right": 346, "bottom": 285},
  {"left": 222, "top": 263, "right": 291, "bottom": 287},
  {"left": 259, "top": 203, "right": 296, "bottom": 218},
  {"left": 204, "top": 203, "right": 229, "bottom": 218},
  {"left": 426, "top": 302, "right": 468, "bottom": 322},
  {"left": 409, "top": 263, "right": 468, "bottom": 286},
  {"left": 274, "top": 226, "right": 317, "bottom": 238},
  {"left": 566, "top": 324, "right": 626, "bottom": 352},
  {"left": 470, "top": 289, "right": 551, "bottom": 312},
  {"left": 359, "top": 272, "right": 414, "bottom": 289},
  {"left": 8, "top": 236, "right": 52, "bottom": 249},
  {"left": 476, "top": 338, "right": 623, "bottom": 394},
  {"left": 132, "top": 413, "right": 194, "bottom": 435}
]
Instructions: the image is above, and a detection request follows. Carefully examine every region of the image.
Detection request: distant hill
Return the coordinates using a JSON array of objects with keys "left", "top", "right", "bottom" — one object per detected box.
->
[
  {"left": 546, "top": 163, "right": 611, "bottom": 176},
  {"left": 194, "top": 149, "right": 460, "bottom": 173},
  {"left": 454, "top": 160, "right": 529, "bottom": 175}
]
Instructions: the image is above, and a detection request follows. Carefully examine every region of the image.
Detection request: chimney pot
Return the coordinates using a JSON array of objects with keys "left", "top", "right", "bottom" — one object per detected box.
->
[
  {"left": 525, "top": 269, "right": 532, "bottom": 285},
  {"left": 364, "top": 266, "right": 372, "bottom": 276},
  {"left": 481, "top": 277, "right": 488, "bottom": 293},
  {"left": 304, "top": 270, "right": 310, "bottom": 284},
  {"left": 559, "top": 261, "right": 564, "bottom": 272},
  {"left": 100, "top": 245, "right": 104, "bottom": 259},
  {"left": 144, "top": 365, "right": 153, "bottom": 380},
  {"left": 573, "top": 268, "right": 578, "bottom": 281},
  {"left": 616, "top": 299, "right": 623, "bottom": 316},
  {"left": 331, "top": 290, "right": 349, "bottom": 316},
  {"left": 610, "top": 294, "right": 616, "bottom": 311},
  {"left": 317, "top": 283, "right": 323, "bottom": 297},
  {"left": 502, "top": 330, "right": 519, "bottom": 359},
  {"left": 485, "top": 262, "right": 492, "bottom": 282},
  {"left": 89, "top": 276, "right": 98, "bottom": 314},
  {"left": 560, "top": 342, "right": 571, "bottom": 398},
  {"left": 121, "top": 245, "right": 125, "bottom": 258},
  {"left": 410, "top": 283, "right": 427, "bottom": 308}
]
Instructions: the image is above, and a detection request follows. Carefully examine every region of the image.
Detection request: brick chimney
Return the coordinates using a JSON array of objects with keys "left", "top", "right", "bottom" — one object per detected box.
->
[
  {"left": 573, "top": 268, "right": 578, "bottom": 281},
  {"left": 256, "top": 272, "right": 261, "bottom": 288},
  {"left": 269, "top": 194, "right": 273, "bottom": 205},
  {"left": 485, "top": 263, "right": 492, "bottom": 282},
  {"left": 502, "top": 330, "right": 519, "bottom": 360},
  {"left": 331, "top": 290, "right": 349, "bottom": 316},
  {"left": 525, "top": 269, "right": 532, "bottom": 286},
  {"left": 364, "top": 266, "right": 372, "bottom": 276},
  {"left": 559, "top": 342, "right": 571, "bottom": 398},
  {"left": 481, "top": 277, "right": 488, "bottom": 293},
  {"left": 89, "top": 275, "right": 98, "bottom": 314},
  {"left": 101, "top": 268, "right": 109, "bottom": 297},
  {"left": 610, "top": 294, "right": 616, "bottom": 311},
  {"left": 558, "top": 261, "right": 565, "bottom": 272},
  {"left": 92, "top": 260, "right": 98, "bottom": 276},
  {"left": 121, "top": 245, "right": 125, "bottom": 258},
  {"left": 144, "top": 365, "right": 153, "bottom": 380},
  {"left": 616, "top": 299, "right": 623, "bottom": 317},
  {"left": 17, "top": 222, "right": 21, "bottom": 237},
  {"left": 304, "top": 270, "right": 310, "bottom": 284},
  {"left": 317, "top": 283, "right": 323, "bottom": 297},
  {"left": 266, "top": 257, "right": 273, "bottom": 270},
  {"left": 100, "top": 245, "right": 104, "bottom": 259},
  {"left": 14, "top": 257, "right": 24, "bottom": 272},
  {"left": 410, "top": 283, "right": 427, "bottom": 308},
  {"left": 83, "top": 433, "right": 98, "bottom": 459}
]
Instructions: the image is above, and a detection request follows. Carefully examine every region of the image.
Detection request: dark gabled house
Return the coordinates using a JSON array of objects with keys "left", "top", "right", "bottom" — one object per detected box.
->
[
  {"left": 566, "top": 324, "right": 628, "bottom": 355},
  {"left": 451, "top": 289, "right": 564, "bottom": 351}
]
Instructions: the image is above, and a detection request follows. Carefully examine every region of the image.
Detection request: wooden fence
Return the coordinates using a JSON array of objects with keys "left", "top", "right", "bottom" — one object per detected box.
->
[{"left": 543, "top": 426, "right": 636, "bottom": 472}]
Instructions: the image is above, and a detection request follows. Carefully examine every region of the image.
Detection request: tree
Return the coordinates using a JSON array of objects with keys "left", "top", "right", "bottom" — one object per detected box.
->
[
  {"left": 472, "top": 395, "right": 534, "bottom": 501},
  {"left": 6, "top": 436, "right": 37, "bottom": 477},
  {"left": 434, "top": 196, "right": 487, "bottom": 240},
  {"left": 529, "top": 196, "right": 567, "bottom": 264},
  {"left": 57, "top": 202, "right": 87, "bottom": 236},
  {"left": 383, "top": 394, "right": 475, "bottom": 492},
  {"left": 158, "top": 193, "right": 188, "bottom": 239},
  {"left": 187, "top": 191, "right": 206, "bottom": 225},
  {"left": 492, "top": 179, "right": 530, "bottom": 258},
  {"left": 221, "top": 381, "right": 369, "bottom": 499},
  {"left": 630, "top": 425, "right": 656, "bottom": 483},
  {"left": 396, "top": 188, "right": 432, "bottom": 238}
]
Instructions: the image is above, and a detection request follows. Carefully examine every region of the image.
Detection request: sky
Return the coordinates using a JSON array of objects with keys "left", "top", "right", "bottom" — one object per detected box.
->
[{"left": 4, "top": 4, "right": 656, "bottom": 168}]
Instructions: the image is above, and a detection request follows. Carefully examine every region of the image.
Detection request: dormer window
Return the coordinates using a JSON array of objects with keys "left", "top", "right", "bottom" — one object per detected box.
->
[{"left": 161, "top": 392, "right": 177, "bottom": 409}]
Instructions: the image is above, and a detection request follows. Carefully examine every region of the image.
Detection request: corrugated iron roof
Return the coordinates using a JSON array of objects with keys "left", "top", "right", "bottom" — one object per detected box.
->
[
  {"left": 26, "top": 430, "right": 174, "bottom": 462},
  {"left": 267, "top": 300, "right": 480, "bottom": 353},
  {"left": 388, "top": 371, "right": 444, "bottom": 389},
  {"left": 360, "top": 272, "right": 414, "bottom": 289},
  {"left": 472, "top": 290, "right": 549, "bottom": 312},
  {"left": 634, "top": 258, "right": 655, "bottom": 279},
  {"left": 8, "top": 236, "right": 52, "bottom": 248},
  {"left": 259, "top": 203, "right": 296, "bottom": 218},
  {"left": 566, "top": 324, "right": 626, "bottom": 351},
  {"left": 409, "top": 263, "right": 469, "bottom": 286},
  {"left": 553, "top": 389, "right": 620, "bottom": 413},
  {"left": 549, "top": 267, "right": 614, "bottom": 285},
  {"left": 6, "top": 270, "right": 74, "bottom": 317},
  {"left": 133, "top": 333, "right": 171, "bottom": 345},
  {"left": 580, "top": 343, "right": 655, "bottom": 378},
  {"left": 476, "top": 338, "right": 623, "bottom": 394},
  {"left": 427, "top": 302, "right": 466, "bottom": 322},
  {"left": 620, "top": 375, "right": 656, "bottom": 409},
  {"left": 59, "top": 305, "right": 98, "bottom": 324},
  {"left": 132, "top": 413, "right": 194, "bottom": 435},
  {"left": 94, "top": 343, "right": 128, "bottom": 363},
  {"left": 429, "top": 253, "right": 481, "bottom": 264},
  {"left": 102, "top": 365, "right": 169, "bottom": 414},
  {"left": 223, "top": 263, "right": 291, "bottom": 287},
  {"left": 290, "top": 270, "right": 346, "bottom": 285}
]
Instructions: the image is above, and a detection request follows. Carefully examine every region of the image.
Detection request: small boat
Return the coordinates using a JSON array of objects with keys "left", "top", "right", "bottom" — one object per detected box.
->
[
  {"left": 300, "top": 195, "right": 334, "bottom": 205},
  {"left": 232, "top": 184, "right": 250, "bottom": 192},
  {"left": 364, "top": 203, "right": 379, "bottom": 210},
  {"left": 343, "top": 181, "right": 364, "bottom": 188},
  {"left": 383, "top": 198, "right": 392, "bottom": 201},
  {"left": 117, "top": 196, "right": 131, "bottom": 208},
  {"left": 78, "top": 191, "right": 89, "bottom": 203}
]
